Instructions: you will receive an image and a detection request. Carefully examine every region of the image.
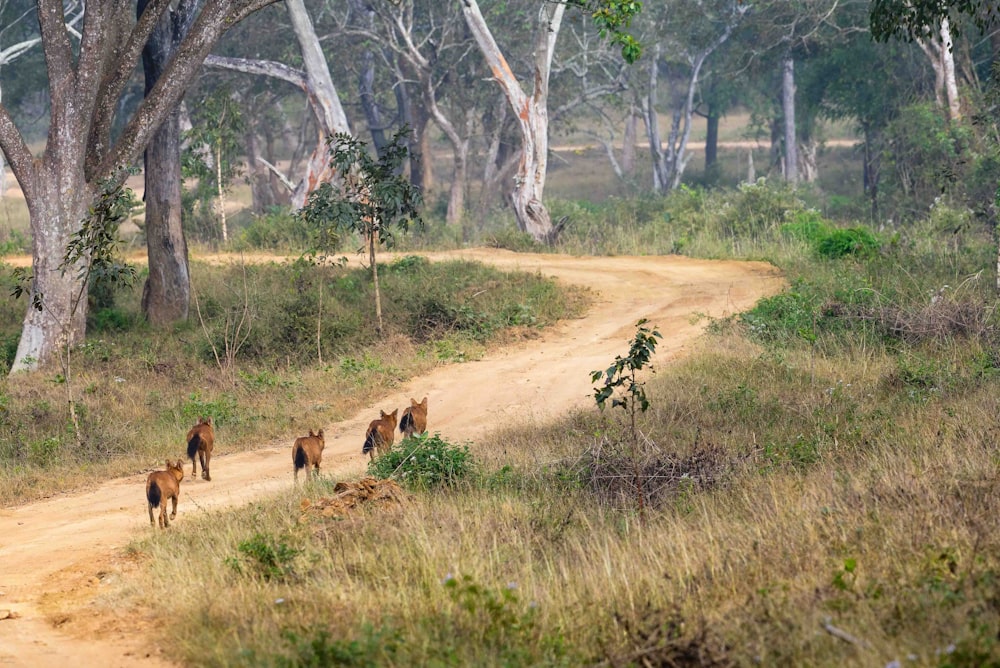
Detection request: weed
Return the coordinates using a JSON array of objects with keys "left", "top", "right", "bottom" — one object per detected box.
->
[
  {"left": 225, "top": 532, "right": 302, "bottom": 581},
  {"left": 367, "top": 432, "right": 473, "bottom": 488}
]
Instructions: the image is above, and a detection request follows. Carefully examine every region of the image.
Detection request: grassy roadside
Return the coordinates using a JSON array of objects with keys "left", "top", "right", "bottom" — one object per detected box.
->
[
  {"left": 122, "top": 185, "right": 1000, "bottom": 666},
  {"left": 0, "top": 255, "right": 589, "bottom": 506}
]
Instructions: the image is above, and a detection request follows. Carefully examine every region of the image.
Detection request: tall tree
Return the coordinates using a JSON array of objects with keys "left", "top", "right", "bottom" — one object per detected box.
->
[
  {"left": 204, "top": 0, "right": 352, "bottom": 209},
  {"left": 640, "top": 0, "right": 748, "bottom": 192},
  {"left": 461, "top": 0, "right": 566, "bottom": 242},
  {"left": 140, "top": 0, "right": 196, "bottom": 326},
  {"left": 0, "top": 0, "right": 277, "bottom": 373}
]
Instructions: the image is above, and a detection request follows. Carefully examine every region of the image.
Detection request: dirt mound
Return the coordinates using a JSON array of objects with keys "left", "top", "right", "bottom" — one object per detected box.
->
[{"left": 299, "top": 477, "right": 407, "bottom": 518}]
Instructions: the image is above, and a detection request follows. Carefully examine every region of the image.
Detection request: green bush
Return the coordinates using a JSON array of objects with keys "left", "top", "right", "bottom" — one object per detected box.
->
[
  {"left": 224, "top": 532, "right": 302, "bottom": 581},
  {"left": 239, "top": 208, "right": 322, "bottom": 252},
  {"left": 367, "top": 432, "right": 473, "bottom": 488},
  {"left": 814, "top": 226, "right": 881, "bottom": 259}
]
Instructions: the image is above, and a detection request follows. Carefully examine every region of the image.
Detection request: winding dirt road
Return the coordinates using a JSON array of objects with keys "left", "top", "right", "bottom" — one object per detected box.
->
[{"left": 0, "top": 250, "right": 783, "bottom": 667}]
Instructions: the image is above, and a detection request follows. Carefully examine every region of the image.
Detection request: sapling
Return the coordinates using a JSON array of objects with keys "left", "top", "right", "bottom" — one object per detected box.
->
[{"left": 591, "top": 318, "right": 662, "bottom": 521}]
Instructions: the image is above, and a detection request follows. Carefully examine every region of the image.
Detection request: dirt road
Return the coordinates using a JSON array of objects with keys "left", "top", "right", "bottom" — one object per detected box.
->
[{"left": 0, "top": 249, "right": 783, "bottom": 667}]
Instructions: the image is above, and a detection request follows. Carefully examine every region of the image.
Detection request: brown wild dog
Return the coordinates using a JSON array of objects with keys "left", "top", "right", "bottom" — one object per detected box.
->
[
  {"left": 362, "top": 408, "right": 398, "bottom": 461},
  {"left": 292, "top": 429, "right": 325, "bottom": 482},
  {"left": 186, "top": 416, "right": 215, "bottom": 481},
  {"left": 399, "top": 396, "right": 428, "bottom": 438},
  {"left": 146, "top": 459, "right": 185, "bottom": 528}
]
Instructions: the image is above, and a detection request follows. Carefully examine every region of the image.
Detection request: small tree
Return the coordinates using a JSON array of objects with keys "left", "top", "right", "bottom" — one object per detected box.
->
[
  {"left": 182, "top": 87, "right": 246, "bottom": 243},
  {"left": 591, "top": 318, "right": 662, "bottom": 521},
  {"left": 299, "top": 128, "right": 422, "bottom": 336}
]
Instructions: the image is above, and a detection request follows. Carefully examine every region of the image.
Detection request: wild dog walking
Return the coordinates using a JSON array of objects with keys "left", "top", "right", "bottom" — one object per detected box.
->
[
  {"left": 292, "top": 429, "right": 325, "bottom": 482},
  {"left": 146, "top": 459, "right": 185, "bottom": 528},
  {"left": 186, "top": 416, "right": 215, "bottom": 481},
  {"left": 399, "top": 396, "right": 428, "bottom": 438},
  {"left": 362, "top": 409, "right": 398, "bottom": 461}
]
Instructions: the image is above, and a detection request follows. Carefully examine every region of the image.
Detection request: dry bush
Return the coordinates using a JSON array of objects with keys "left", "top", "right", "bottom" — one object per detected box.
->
[{"left": 570, "top": 432, "right": 735, "bottom": 509}]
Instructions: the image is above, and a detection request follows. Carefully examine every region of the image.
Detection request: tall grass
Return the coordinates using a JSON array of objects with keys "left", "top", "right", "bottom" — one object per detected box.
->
[
  {"left": 120, "top": 182, "right": 1000, "bottom": 665},
  {"left": 0, "top": 256, "right": 588, "bottom": 506}
]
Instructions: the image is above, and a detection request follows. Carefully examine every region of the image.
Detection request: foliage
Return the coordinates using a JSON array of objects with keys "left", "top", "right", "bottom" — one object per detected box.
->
[
  {"left": 300, "top": 128, "right": 422, "bottom": 256},
  {"left": 573, "top": 0, "right": 644, "bottom": 62},
  {"left": 181, "top": 87, "right": 246, "bottom": 243},
  {"left": 238, "top": 208, "right": 320, "bottom": 252},
  {"left": 592, "top": 319, "right": 662, "bottom": 416},
  {"left": 274, "top": 626, "right": 400, "bottom": 668},
  {"left": 225, "top": 532, "right": 302, "bottom": 581},
  {"left": 299, "top": 128, "right": 422, "bottom": 335},
  {"left": 367, "top": 432, "right": 473, "bottom": 488},
  {"left": 869, "top": 0, "right": 996, "bottom": 42}
]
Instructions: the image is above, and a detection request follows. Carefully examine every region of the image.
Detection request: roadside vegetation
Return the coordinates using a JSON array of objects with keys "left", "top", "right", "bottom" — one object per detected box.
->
[
  {"left": 0, "top": 255, "right": 588, "bottom": 505},
  {"left": 112, "top": 172, "right": 1000, "bottom": 666}
]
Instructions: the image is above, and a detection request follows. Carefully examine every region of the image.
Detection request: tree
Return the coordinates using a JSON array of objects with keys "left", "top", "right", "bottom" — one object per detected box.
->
[
  {"left": 299, "top": 129, "right": 422, "bottom": 337},
  {"left": 204, "top": 0, "right": 352, "bottom": 209},
  {"left": 182, "top": 87, "right": 246, "bottom": 243},
  {"left": 346, "top": 0, "right": 483, "bottom": 227},
  {"left": 639, "top": 0, "right": 748, "bottom": 192},
  {"left": 0, "top": 0, "right": 278, "bottom": 374},
  {"left": 140, "top": 0, "right": 196, "bottom": 326},
  {"left": 461, "top": 0, "right": 567, "bottom": 243},
  {"left": 870, "top": 0, "right": 999, "bottom": 43}
]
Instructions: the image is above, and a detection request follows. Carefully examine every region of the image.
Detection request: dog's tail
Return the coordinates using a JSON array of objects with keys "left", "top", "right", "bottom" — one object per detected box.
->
[
  {"left": 147, "top": 481, "right": 162, "bottom": 509},
  {"left": 293, "top": 444, "right": 307, "bottom": 471},
  {"left": 362, "top": 428, "right": 377, "bottom": 456},
  {"left": 399, "top": 411, "right": 414, "bottom": 436},
  {"left": 187, "top": 433, "right": 201, "bottom": 461}
]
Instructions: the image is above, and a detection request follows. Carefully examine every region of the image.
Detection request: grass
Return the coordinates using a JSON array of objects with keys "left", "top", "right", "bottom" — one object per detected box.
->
[
  {"left": 9, "top": 116, "right": 1000, "bottom": 664},
  {"left": 0, "top": 255, "right": 589, "bottom": 506},
  {"left": 115, "top": 181, "right": 1000, "bottom": 666},
  {"left": 129, "top": 334, "right": 1000, "bottom": 666}
]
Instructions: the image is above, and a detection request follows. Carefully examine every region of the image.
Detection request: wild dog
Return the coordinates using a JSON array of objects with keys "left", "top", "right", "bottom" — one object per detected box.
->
[
  {"left": 186, "top": 416, "right": 215, "bottom": 481},
  {"left": 399, "top": 396, "right": 428, "bottom": 439},
  {"left": 292, "top": 429, "right": 325, "bottom": 482},
  {"left": 362, "top": 408, "right": 398, "bottom": 462},
  {"left": 146, "top": 459, "right": 185, "bottom": 528}
]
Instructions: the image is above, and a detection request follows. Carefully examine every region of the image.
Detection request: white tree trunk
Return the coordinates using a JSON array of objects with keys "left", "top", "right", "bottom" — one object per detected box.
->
[
  {"left": 286, "top": 0, "right": 352, "bottom": 207},
  {"left": 941, "top": 18, "right": 961, "bottom": 121},
  {"left": 782, "top": 55, "right": 798, "bottom": 184},
  {"left": 461, "top": 0, "right": 564, "bottom": 243},
  {"left": 917, "top": 17, "right": 962, "bottom": 121}
]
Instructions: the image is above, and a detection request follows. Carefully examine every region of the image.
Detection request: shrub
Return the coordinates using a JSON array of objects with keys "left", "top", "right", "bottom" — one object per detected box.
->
[
  {"left": 367, "top": 432, "right": 473, "bottom": 488},
  {"left": 224, "top": 532, "right": 302, "bottom": 581},
  {"left": 814, "top": 226, "right": 881, "bottom": 259}
]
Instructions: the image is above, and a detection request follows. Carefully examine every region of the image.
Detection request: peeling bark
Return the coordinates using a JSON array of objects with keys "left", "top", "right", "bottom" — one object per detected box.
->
[{"left": 461, "top": 0, "right": 564, "bottom": 242}]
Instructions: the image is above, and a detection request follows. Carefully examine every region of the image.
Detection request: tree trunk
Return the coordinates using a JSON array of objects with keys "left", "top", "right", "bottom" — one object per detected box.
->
[
  {"left": 622, "top": 106, "right": 637, "bottom": 175},
  {"left": 286, "top": 0, "right": 351, "bottom": 208},
  {"left": 704, "top": 109, "right": 719, "bottom": 170},
  {"left": 142, "top": 108, "right": 191, "bottom": 325},
  {"left": 245, "top": 117, "right": 278, "bottom": 211},
  {"left": 140, "top": 0, "right": 193, "bottom": 326},
  {"left": 782, "top": 55, "right": 798, "bottom": 184},
  {"left": 461, "top": 0, "right": 563, "bottom": 243},
  {"left": 941, "top": 18, "right": 961, "bottom": 120},
  {"left": 10, "top": 177, "right": 91, "bottom": 373},
  {"left": 917, "top": 17, "right": 962, "bottom": 121}
]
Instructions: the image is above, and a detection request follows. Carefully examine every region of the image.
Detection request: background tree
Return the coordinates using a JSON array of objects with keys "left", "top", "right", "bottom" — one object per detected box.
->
[
  {"left": 182, "top": 86, "right": 246, "bottom": 244},
  {"left": 140, "top": 0, "right": 197, "bottom": 326}
]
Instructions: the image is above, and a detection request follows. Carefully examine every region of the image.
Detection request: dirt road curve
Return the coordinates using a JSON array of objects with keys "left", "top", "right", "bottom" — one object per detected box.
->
[{"left": 0, "top": 250, "right": 783, "bottom": 667}]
